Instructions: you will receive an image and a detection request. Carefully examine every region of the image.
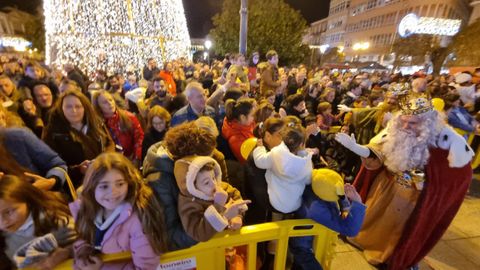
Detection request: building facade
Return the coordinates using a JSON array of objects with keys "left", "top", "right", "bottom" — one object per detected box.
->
[{"left": 308, "top": 0, "right": 471, "bottom": 64}]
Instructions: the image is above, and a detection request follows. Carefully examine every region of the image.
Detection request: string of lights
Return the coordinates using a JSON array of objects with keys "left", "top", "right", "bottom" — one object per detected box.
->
[{"left": 44, "top": 0, "right": 191, "bottom": 75}]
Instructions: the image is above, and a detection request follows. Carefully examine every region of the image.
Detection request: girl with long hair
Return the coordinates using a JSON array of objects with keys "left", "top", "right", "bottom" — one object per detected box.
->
[
  {"left": 71, "top": 152, "right": 167, "bottom": 269},
  {"left": 0, "top": 175, "right": 76, "bottom": 269},
  {"left": 92, "top": 90, "right": 144, "bottom": 167}
]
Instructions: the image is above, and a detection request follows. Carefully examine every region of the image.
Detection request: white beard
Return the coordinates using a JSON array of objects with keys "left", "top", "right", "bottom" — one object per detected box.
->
[
  {"left": 381, "top": 111, "right": 444, "bottom": 173},
  {"left": 382, "top": 129, "right": 430, "bottom": 173}
]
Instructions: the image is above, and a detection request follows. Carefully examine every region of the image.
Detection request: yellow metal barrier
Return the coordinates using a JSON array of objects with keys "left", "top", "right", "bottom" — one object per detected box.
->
[{"left": 51, "top": 219, "right": 337, "bottom": 270}]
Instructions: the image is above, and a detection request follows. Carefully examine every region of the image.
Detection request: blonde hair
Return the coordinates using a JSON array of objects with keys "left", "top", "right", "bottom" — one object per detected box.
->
[
  {"left": 147, "top": 105, "right": 171, "bottom": 130},
  {"left": 194, "top": 116, "right": 219, "bottom": 138},
  {"left": 75, "top": 152, "right": 167, "bottom": 253}
]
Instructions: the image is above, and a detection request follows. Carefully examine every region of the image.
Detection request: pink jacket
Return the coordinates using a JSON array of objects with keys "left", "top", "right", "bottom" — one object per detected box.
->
[{"left": 69, "top": 200, "right": 159, "bottom": 270}]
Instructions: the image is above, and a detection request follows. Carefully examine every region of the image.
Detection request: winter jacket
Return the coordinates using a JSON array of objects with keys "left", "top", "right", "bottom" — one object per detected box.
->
[
  {"left": 448, "top": 107, "right": 476, "bottom": 133},
  {"left": 17, "top": 76, "right": 59, "bottom": 97},
  {"left": 260, "top": 63, "right": 281, "bottom": 95},
  {"left": 297, "top": 186, "right": 365, "bottom": 237},
  {"left": 339, "top": 91, "right": 359, "bottom": 107},
  {"left": 142, "top": 142, "right": 197, "bottom": 250},
  {"left": 305, "top": 94, "right": 320, "bottom": 116},
  {"left": 221, "top": 119, "right": 255, "bottom": 164},
  {"left": 1, "top": 127, "right": 67, "bottom": 189},
  {"left": 159, "top": 70, "right": 177, "bottom": 96},
  {"left": 252, "top": 142, "right": 313, "bottom": 213},
  {"left": 170, "top": 104, "right": 216, "bottom": 127},
  {"left": 174, "top": 156, "right": 245, "bottom": 242},
  {"left": 290, "top": 185, "right": 366, "bottom": 269},
  {"left": 142, "top": 66, "right": 159, "bottom": 81},
  {"left": 147, "top": 94, "right": 173, "bottom": 111},
  {"left": 104, "top": 110, "right": 144, "bottom": 161},
  {"left": 69, "top": 201, "right": 159, "bottom": 270},
  {"left": 141, "top": 128, "right": 166, "bottom": 162},
  {"left": 4, "top": 213, "right": 76, "bottom": 266},
  {"left": 244, "top": 150, "right": 269, "bottom": 225},
  {"left": 42, "top": 122, "right": 115, "bottom": 187}
]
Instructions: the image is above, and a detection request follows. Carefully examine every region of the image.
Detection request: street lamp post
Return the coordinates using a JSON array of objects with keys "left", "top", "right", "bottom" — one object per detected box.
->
[{"left": 239, "top": 0, "right": 248, "bottom": 55}]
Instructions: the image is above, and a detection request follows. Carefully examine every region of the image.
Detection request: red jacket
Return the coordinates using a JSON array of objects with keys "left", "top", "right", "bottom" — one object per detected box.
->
[
  {"left": 105, "top": 110, "right": 144, "bottom": 161},
  {"left": 221, "top": 119, "right": 255, "bottom": 164},
  {"left": 159, "top": 70, "right": 177, "bottom": 96}
]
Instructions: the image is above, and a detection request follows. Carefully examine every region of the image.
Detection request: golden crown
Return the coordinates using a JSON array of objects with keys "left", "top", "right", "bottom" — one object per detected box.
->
[
  {"left": 387, "top": 83, "right": 410, "bottom": 97},
  {"left": 398, "top": 92, "right": 434, "bottom": 115}
]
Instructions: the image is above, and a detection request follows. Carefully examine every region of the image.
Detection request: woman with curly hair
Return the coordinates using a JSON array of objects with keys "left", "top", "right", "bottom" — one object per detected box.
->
[{"left": 142, "top": 121, "right": 218, "bottom": 250}]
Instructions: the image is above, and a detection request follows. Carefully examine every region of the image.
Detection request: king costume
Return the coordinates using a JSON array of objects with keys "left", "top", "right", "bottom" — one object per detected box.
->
[{"left": 341, "top": 91, "right": 474, "bottom": 270}]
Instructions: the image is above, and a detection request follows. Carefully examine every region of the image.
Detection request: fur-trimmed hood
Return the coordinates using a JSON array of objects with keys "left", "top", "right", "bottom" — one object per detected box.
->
[{"left": 174, "top": 156, "right": 222, "bottom": 201}]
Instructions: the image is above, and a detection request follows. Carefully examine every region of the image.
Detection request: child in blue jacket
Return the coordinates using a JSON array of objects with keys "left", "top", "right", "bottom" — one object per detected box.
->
[{"left": 291, "top": 169, "right": 366, "bottom": 270}]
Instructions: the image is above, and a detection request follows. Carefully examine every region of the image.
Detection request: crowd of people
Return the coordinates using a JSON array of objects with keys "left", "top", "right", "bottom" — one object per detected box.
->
[{"left": 0, "top": 51, "right": 476, "bottom": 270}]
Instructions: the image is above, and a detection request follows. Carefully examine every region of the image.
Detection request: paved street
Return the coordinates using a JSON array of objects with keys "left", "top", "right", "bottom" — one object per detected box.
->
[{"left": 330, "top": 179, "right": 480, "bottom": 270}]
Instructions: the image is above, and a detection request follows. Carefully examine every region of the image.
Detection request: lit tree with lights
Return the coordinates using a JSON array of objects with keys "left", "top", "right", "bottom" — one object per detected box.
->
[{"left": 44, "top": 0, "right": 191, "bottom": 75}]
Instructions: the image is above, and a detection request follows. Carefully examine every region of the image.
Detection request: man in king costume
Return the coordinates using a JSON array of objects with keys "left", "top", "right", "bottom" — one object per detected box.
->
[{"left": 335, "top": 90, "right": 474, "bottom": 270}]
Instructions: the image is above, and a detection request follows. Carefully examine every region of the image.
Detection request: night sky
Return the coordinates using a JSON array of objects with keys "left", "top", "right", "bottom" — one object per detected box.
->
[{"left": 0, "top": 0, "right": 330, "bottom": 38}]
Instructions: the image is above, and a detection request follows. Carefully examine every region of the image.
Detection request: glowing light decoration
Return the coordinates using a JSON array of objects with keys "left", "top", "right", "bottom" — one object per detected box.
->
[
  {"left": 398, "top": 13, "right": 461, "bottom": 38},
  {"left": 0, "top": 37, "right": 31, "bottom": 51},
  {"left": 44, "top": 0, "right": 191, "bottom": 75}
]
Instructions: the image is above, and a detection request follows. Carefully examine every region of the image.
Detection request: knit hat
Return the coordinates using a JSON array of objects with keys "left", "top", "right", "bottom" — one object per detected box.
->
[{"left": 125, "top": 87, "right": 146, "bottom": 103}]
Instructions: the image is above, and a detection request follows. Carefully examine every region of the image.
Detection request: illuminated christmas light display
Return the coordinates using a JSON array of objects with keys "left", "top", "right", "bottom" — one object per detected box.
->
[
  {"left": 44, "top": 0, "right": 191, "bottom": 75},
  {"left": 398, "top": 13, "right": 462, "bottom": 38}
]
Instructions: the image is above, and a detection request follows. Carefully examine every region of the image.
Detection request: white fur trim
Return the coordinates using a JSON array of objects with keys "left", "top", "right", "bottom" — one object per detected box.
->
[
  {"left": 437, "top": 126, "right": 474, "bottom": 168},
  {"left": 184, "top": 156, "right": 222, "bottom": 201},
  {"left": 204, "top": 205, "right": 229, "bottom": 232}
]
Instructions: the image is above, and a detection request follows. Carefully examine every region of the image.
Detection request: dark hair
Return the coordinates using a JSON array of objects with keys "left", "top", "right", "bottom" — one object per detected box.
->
[
  {"left": 286, "top": 93, "right": 305, "bottom": 108},
  {"left": 224, "top": 98, "right": 256, "bottom": 121},
  {"left": 443, "top": 93, "right": 460, "bottom": 110},
  {"left": 255, "top": 117, "right": 285, "bottom": 139},
  {"left": 222, "top": 89, "right": 244, "bottom": 103},
  {"left": 266, "top": 50, "right": 278, "bottom": 61},
  {"left": 254, "top": 101, "right": 275, "bottom": 123},
  {"left": 348, "top": 81, "right": 361, "bottom": 92},
  {"left": 282, "top": 124, "right": 306, "bottom": 153},
  {"left": 153, "top": 77, "right": 164, "bottom": 84},
  {"left": 199, "top": 162, "right": 216, "bottom": 173},
  {"left": 44, "top": 90, "right": 109, "bottom": 142}
]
